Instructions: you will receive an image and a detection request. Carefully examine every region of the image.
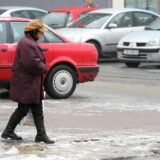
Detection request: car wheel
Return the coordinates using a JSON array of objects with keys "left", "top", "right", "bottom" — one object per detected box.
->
[
  {"left": 87, "top": 41, "right": 102, "bottom": 58},
  {"left": 44, "top": 65, "right": 77, "bottom": 99},
  {"left": 125, "top": 62, "right": 140, "bottom": 68}
]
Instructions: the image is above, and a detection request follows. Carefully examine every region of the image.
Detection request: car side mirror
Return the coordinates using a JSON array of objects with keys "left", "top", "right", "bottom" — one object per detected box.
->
[{"left": 107, "top": 23, "right": 118, "bottom": 29}]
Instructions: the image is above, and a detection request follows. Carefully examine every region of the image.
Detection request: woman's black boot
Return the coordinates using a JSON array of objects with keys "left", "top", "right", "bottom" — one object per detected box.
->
[
  {"left": 31, "top": 103, "right": 55, "bottom": 144},
  {"left": 35, "top": 129, "right": 55, "bottom": 144}
]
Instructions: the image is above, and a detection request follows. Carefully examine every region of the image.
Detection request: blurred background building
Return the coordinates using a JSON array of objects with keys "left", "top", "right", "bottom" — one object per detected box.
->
[
  {"left": 0, "top": 0, "right": 112, "bottom": 10},
  {"left": 114, "top": 0, "right": 160, "bottom": 13},
  {"left": 0, "top": 0, "right": 159, "bottom": 13}
]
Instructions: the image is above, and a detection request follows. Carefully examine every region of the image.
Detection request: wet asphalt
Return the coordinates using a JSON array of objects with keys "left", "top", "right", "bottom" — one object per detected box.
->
[{"left": 1, "top": 62, "right": 160, "bottom": 159}]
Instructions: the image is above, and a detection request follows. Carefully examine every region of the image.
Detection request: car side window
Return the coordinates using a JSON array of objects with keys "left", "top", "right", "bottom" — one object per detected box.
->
[
  {"left": 41, "top": 31, "right": 65, "bottom": 43},
  {"left": 0, "top": 22, "right": 7, "bottom": 43},
  {"left": 134, "top": 12, "right": 157, "bottom": 26},
  {"left": 109, "top": 12, "right": 133, "bottom": 28},
  {"left": 11, "top": 22, "right": 27, "bottom": 42},
  {"left": 30, "top": 10, "right": 46, "bottom": 19},
  {"left": 11, "top": 10, "right": 31, "bottom": 18}
]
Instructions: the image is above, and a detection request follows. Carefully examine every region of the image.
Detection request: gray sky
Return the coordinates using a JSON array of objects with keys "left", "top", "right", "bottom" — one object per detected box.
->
[{"left": 0, "top": 0, "right": 112, "bottom": 10}]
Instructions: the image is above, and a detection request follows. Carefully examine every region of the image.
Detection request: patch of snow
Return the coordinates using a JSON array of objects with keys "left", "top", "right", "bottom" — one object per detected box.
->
[{"left": 1, "top": 131, "right": 160, "bottom": 160}]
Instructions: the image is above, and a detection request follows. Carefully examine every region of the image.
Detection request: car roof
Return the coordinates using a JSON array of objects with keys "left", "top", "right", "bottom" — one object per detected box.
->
[
  {"left": 0, "top": 6, "right": 47, "bottom": 12},
  {"left": 89, "top": 8, "right": 159, "bottom": 15},
  {"left": 0, "top": 16, "right": 31, "bottom": 21},
  {"left": 49, "top": 7, "right": 97, "bottom": 14}
]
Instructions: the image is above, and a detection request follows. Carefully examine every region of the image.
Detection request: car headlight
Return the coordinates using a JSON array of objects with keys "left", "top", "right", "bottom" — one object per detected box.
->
[{"left": 147, "top": 38, "right": 160, "bottom": 46}]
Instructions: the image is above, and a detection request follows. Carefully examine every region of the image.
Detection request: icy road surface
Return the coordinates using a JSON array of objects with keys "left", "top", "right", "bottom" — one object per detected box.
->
[{"left": 1, "top": 63, "right": 160, "bottom": 159}]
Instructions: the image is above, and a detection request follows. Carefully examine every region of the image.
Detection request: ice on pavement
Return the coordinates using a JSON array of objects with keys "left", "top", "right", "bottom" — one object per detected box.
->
[
  {"left": 1, "top": 90, "right": 160, "bottom": 112},
  {"left": 1, "top": 131, "right": 160, "bottom": 160},
  {"left": 1, "top": 78, "right": 160, "bottom": 160},
  {"left": 45, "top": 94, "right": 160, "bottom": 112}
]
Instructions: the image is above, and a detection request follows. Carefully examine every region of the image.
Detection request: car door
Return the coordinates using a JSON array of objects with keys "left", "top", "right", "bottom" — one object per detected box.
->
[
  {"left": 102, "top": 12, "right": 135, "bottom": 53},
  {"left": 0, "top": 21, "right": 12, "bottom": 81},
  {"left": 10, "top": 21, "right": 65, "bottom": 71},
  {"left": 10, "top": 21, "right": 54, "bottom": 80},
  {"left": 38, "top": 30, "right": 65, "bottom": 66}
]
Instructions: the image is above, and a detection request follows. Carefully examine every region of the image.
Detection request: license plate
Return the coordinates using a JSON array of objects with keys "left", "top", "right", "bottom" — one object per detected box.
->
[{"left": 124, "top": 50, "right": 139, "bottom": 55}]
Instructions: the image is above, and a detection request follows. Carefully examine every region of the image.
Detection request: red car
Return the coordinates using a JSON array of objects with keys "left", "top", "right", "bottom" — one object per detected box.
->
[
  {"left": 42, "top": 7, "right": 98, "bottom": 29},
  {"left": 0, "top": 17, "right": 99, "bottom": 99}
]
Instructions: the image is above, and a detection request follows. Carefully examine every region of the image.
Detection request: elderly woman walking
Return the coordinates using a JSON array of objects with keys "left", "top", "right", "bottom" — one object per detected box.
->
[{"left": 1, "top": 19, "right": 54, "bottom": 144}]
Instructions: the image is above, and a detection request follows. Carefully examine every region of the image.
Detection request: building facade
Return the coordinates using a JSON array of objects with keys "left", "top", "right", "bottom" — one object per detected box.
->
[
  {"left": 112, "top": 0, "right": 160, "bottom": 14},
  {"left": 0, "top": 0, "right": 112, "bottom": 10}
]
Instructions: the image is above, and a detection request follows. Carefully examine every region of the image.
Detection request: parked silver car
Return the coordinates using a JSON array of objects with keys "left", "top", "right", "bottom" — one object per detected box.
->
[
  {"left": 0, "top": 6, "right": 47, "bottom": 19},
  {"left": 117, "top": 17, "right": 160, "bottom": 67},
  {"left": 56, "top": 8, "right": 159, "bottom": 58}
]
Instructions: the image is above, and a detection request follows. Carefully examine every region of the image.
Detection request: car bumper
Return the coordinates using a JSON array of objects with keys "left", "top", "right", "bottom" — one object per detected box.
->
[
  {"left": 117, "top": 48, "right": 160, "bottom": 62},
  {"left": 78, "top": 66, "right": 99, "bottom": 83}
]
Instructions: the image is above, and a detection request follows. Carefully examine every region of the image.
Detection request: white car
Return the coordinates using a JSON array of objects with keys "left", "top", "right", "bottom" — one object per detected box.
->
[
  {"left": 117, "top": 17, "right": 160, "bottom": 67},
  {"left": 0, "top": 6, "right": 47, "bottom": 19},
  {"left": 56, "top": 8, "right": 159, "bottom": 59}
]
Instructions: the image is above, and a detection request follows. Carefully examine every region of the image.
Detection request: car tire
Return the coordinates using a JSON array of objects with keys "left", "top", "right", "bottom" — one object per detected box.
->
[
  {"left": 125, "top": 62, "right": 140, "bottom": 68},
  {"left": 87, "top": 41, "right": 102, "bottom": 59},
  {"left": 44, "top": 65, "right": 77, "bottom": 99}
]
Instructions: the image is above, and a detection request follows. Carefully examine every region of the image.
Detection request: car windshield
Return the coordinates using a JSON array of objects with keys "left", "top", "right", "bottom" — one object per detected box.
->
[
  {"left": 42, "top": 12, "right": 69, "bottom": 29},
  {"left": 0, "top": 9, "right": 7, "bottom": 15},
  {"left": 69, "top": 13, "right": 112, "bottom": 29},
  {"left": 145, "top": 17, "right": 160, "bottom": 30}
]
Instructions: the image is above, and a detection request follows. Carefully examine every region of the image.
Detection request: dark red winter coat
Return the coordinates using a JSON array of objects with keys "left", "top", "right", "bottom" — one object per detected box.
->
[{"left": 10, "top": 34, "right": 47, "bottom": 104}]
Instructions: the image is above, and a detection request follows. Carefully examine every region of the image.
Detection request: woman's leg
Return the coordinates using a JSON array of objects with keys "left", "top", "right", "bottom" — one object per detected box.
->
[
  {"left": 1, "top": 103, "right": 30, "bottom": 140},
  {"left": 31, "top": 102, "right": 55, "bottom": 144}
]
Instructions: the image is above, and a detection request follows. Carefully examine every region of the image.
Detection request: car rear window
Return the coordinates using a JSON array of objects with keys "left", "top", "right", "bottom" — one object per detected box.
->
[
  {"left": 11, "top": 10, "right": 30, "bottom": 18},
  {"left": 0, "top": 9, "right": 7, "bottom": 15},
  {"left": 42, "top": 12, "right": 69, "bottom": 29},
  {"left": 30, "top": 10, "right": 46, "bottom": 19}
]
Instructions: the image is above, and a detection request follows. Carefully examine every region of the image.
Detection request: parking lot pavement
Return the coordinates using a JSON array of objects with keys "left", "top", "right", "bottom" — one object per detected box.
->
[{"left": 1, "top": 62, "right": 160, "bottom": 159}]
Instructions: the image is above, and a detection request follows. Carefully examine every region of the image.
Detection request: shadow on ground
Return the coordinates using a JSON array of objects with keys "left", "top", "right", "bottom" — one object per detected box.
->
[{"left": 0, "top": 90, "right": 10, "bottom": 99}]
